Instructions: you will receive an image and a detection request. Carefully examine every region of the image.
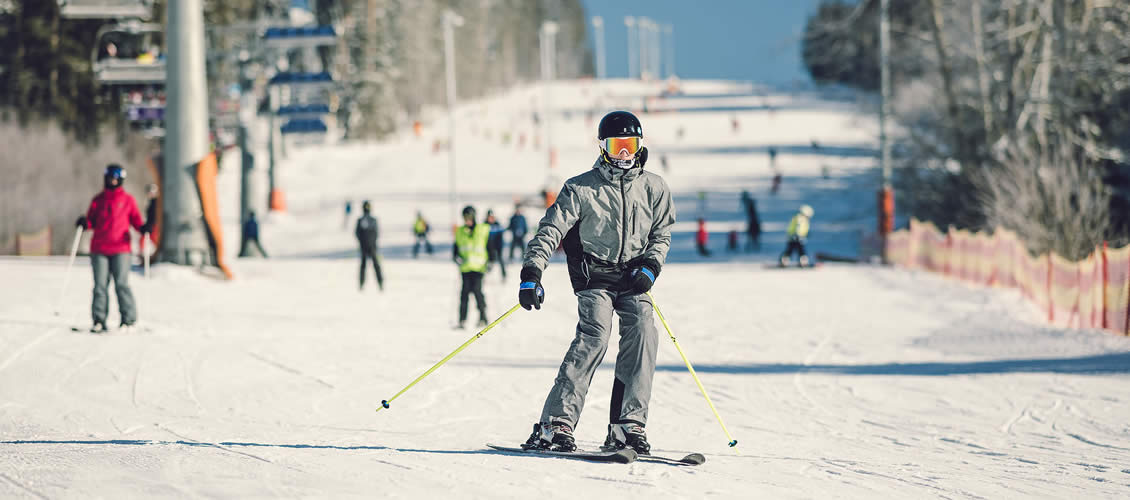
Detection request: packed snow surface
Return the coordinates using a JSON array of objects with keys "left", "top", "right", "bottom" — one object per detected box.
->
[{"left": 2, "top": 79, "right": 1129, "bottom": 498}]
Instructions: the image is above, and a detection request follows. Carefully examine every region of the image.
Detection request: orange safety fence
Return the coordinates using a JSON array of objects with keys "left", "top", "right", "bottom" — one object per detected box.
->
[{"left": 887, "top": 219, "right": 1129, "bottom": 336}]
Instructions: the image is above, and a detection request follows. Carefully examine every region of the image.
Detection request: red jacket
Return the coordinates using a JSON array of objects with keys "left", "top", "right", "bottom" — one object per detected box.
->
[
  {"left": 85, "top": 187, "right": 143, "bottom": 255},
  {"left": 696, "top": 222, "right": 709, "bottom": 246}
]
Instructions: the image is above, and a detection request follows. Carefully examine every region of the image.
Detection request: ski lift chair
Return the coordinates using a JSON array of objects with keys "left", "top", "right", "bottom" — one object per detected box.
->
[
  {"left": 58, "top": 0, "right": 153, "bottom": 20},
  {"left": 92, "top": 20, "right": 166, "bottom": 86}
]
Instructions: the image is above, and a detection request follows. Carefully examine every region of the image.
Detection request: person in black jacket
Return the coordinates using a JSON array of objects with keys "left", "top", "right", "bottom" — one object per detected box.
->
[
  {"left": 485, "top": 210, "right": 507, "bottom": 280},
  {"left": 508, "top": 205, "right": 528, "bottom": 260},
  {"left": 356, "top": 200, "right": 384, "bottom": 291}
]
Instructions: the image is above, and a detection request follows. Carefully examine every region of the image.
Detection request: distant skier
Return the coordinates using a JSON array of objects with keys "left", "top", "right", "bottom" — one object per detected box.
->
[
  {"left": 727, "top": 230, "right": 739, "bottom": 252},
  {"left": 770, "top": 172, "right": 783, "bottom": 196},
  {"left": 768, "top": 146, "right": 778, "bottom": 169},
  {"left": 695, "top": 218, "right": 711, "bottom": 257},
  {"left": 507, "top": 205, "right": 528, "bottom": 260},
  {"left": 412, "top": 211, "right": 433, "bottom": 257},
  {"left": 141, "top": 183, "right": 158, "bottom": 234},
  {"left": 779, "top": 205, "right": 814, "bottom": 268},
  {"left": 454, "top": 205, "right": 490, "bottom": 328},
  {"left": 485, "top": 210, "right": 507, "bottom": 280},
  {"left": 518, "top": 110, "right": 675, "bottom": 455},
  {"left": 240, "top": 211, "right": 268, "bottom": 258},
  {"left": 75, "top": 164, "right": 144, "bottom": 333},
  {"left": 355, "top": 201, "right": 384, "bottom": 291},
  {"left": 344, "top": 199, "right": 353, "bottom": 229},
  {"left": 740, "top": 190, "right": 761, "bottom": 251}
]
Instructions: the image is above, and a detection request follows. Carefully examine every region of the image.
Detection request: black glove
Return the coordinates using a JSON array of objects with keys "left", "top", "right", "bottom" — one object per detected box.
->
[
  {"left": 626, "top": 262, "right": 658, "bottom": 294},
  {"left": 637, "top": 146, "right": 649, "bottom": 168},
  {"left": 518, "top": 266, "right": 545, "bottom": 311},
  {"left": 75, "top": 216, "right": 87, "bottom": 228}
]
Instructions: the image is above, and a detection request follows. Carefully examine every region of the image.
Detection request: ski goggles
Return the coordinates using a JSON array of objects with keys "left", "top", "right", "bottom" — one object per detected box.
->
[{"left": 601, "top": 136, "right": 641, "bottom": 156}]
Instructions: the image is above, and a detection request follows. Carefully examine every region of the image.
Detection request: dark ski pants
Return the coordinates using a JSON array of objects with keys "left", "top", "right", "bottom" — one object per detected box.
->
[
  {"left": 780, "top": 238, "right": 808, "bottom": 262},
  {"left": 413, "top": 234, "right": 433, "bottom": 257},
  {"left": 696, "top": 242, "right": 712, "bottom": 257},
  {"left": 459, "top": 271, "right": 487, "bottom": 323},
  {"left": 91, "top": 253, "right": 136, "bottom": 325},
  {"left": 360, "top": 247, "right": 384, "bottom": 289},
  {"left": 540, "top": 289, "right": 659, "bottom": 429},
  {"left": 240, "top": 237, "right": 268, "bottom": 258},
  {"left": 746, "top": 223, "right": 761, "bottom": 252},
  {"left": 509, "top": 235, "right": 526, "bottom": 260}
]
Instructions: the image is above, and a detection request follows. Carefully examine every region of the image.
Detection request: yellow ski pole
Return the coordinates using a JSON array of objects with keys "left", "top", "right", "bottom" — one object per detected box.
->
[
  {"left": 376, "top": 303, "right": 522, "bottom": 413},
  {"left": 646, "top": 292, "right": 740, "bottom": 453}
]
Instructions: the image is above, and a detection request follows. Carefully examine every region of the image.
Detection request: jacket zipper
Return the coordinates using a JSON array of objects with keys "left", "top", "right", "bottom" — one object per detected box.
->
[{"left": 618, "top": 176, "right": 627, "bottom": 266}]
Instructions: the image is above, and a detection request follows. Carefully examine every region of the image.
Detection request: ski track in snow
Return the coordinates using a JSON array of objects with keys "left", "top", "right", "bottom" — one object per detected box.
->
[{"left": 2, "top": 80, "right": 1130, "bottom": 497}]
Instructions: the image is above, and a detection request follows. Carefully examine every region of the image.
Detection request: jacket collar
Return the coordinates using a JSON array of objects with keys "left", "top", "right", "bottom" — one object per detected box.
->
[{"left": 593, "top": 157, "right": 643, "bottom": 183}]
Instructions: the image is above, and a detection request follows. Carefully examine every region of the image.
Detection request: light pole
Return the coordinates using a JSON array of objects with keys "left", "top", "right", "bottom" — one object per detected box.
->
[
  {"left": 649, "top": 20, "right": 661, "bottom": 81},
  {"left": 591, "top": 16, "right": 606, "bottom": 80},
  {"left": 624, "top": 16, "right": 637, "bottom": 79},
  {"left": 540, "top": 21, "right": 559, "bottom": 174},
  {"left": 878, "top": 0, "right": 894, "bottom": 261},
  {"left": 443, "top": 10, "right": 464, "bottom": 231},
  {"left": 637, "top": 17, "right": 649, "bottom": 80},
  {"left": 664, "top": 24, "right": 675, "bottom": 78}
]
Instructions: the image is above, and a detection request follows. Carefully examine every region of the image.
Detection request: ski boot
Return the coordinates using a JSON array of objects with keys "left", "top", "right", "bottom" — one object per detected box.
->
[
  {"left": 522, "top": 422, "right": 577, "bottom": 452},
  {"left": 602, "top": 422, "right": 651, "bottom": 455},
  {"left": 798, "top": 255, "right": 810, "bottom": 268},
  {"left": 119, "top": 321, "right": 135, "bottom": 334},
  {"left": 90, "top": 322, "right": 108, "bottom": 334},
  {"left": 477, "top": 317, "right": 489, "bottom": 328},
  {"left": 778, "top": 256, "right": 790, "bottom": 268}
]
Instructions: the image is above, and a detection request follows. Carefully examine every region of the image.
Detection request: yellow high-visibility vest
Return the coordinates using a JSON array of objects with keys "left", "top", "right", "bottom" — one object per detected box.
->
[
  {"left": 455, "top": 223, "right": 490, "bottom": 273},
  {"left": 787, "top": 214, "right": 810, "bottom": 239}
]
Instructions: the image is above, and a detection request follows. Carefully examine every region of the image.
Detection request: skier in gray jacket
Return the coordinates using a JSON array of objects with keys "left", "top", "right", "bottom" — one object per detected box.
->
[{"left": 518, "top": 111, "right": 675, "bottom": 455}]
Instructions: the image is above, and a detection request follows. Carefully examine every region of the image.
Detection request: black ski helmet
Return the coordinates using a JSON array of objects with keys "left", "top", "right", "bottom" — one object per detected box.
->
[
  {"left": 104, "top": 164, "right": 126, "bottom": 188},
  {"left": 597, "top": 111, "right": 643, "bottom": 140},
  {"left": 462, "top": 205, "right": 476, "bottom": 220},
  {"left": 362, "top": 200, "right": 372, "bottom": 213},
  {"left": 597, "top": 111, "right": 644, "bottom": 168},
  {"left": 105, "top": 164, "right": 126, "bottom": 180}
]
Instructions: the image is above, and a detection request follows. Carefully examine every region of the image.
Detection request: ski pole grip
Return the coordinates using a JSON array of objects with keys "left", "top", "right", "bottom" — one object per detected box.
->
[{"left": 381, "top": 400, "right": 390, "bottom": 409}]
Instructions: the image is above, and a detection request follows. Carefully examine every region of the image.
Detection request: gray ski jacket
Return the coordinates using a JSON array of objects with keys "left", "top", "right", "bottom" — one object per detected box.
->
[{"left": 523, "top": 158, "right": 676, "bottom": 292}]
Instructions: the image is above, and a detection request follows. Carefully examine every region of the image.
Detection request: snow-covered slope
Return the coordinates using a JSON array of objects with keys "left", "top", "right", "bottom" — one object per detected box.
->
[{"left": 1, "top": 79, "right": 1128, "bottom": 498}]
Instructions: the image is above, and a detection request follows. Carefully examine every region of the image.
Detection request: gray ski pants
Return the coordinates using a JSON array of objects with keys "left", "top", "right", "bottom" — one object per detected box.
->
[
  {"left": 540, "top": 288, "right": 659, "bottom": 429},
  {"left": 91, "top": 253, "right": 137, "bottom": 325}
]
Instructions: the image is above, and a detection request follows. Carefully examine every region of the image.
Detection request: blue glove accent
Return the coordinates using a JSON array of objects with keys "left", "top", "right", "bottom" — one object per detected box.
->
[
  {"left": 520, "top": 281, "right": 536, "bottom": 290},
  {"left": 638, "top": 267, "right": 655, "bottom": 282}
]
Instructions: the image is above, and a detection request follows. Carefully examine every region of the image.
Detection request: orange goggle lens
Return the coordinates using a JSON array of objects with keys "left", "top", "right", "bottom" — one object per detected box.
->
[{"left": 602, "top": 137, "right": 641, "bottom": 156}]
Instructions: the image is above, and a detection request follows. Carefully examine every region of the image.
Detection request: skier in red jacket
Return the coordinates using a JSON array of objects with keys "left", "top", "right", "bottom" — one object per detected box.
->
[{"left": 75, "top": 165, "right": 145, "bottom": 332}]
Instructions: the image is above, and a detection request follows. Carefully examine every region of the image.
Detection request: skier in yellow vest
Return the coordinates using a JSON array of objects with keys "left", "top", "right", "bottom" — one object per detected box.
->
[
  {"left": 412, "top": 211, "right": 433, "bottom": 257},
  {"left": 454, "top": 205, "right": 491, "bottom": 328},
  {"left": 779, "top": 204, "right": 814, "bottom": 267}
]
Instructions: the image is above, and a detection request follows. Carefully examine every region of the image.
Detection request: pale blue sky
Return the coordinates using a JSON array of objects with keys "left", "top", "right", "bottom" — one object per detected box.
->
[{"left": 581, "top": 0, "right": 821, "bottom": 85}]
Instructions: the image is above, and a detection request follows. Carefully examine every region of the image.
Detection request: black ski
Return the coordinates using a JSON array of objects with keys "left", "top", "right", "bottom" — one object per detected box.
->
[
  {"left": 636, "top": 452, "right": 706, "bottom": 466},
  {"left": 486, "top": 444, "right": 637, "bottom": 464}
]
